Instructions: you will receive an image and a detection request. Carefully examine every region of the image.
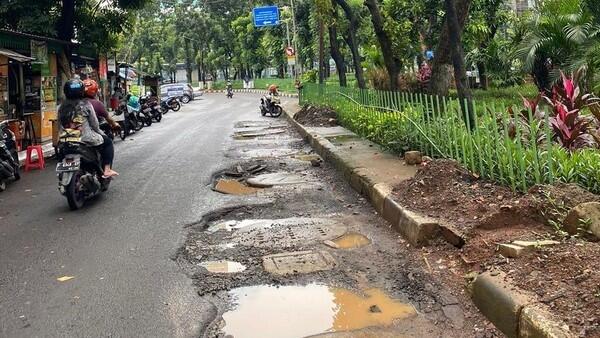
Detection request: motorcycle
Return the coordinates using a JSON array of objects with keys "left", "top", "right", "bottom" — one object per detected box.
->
[
  {"left": 0, "top": 121, "right": 20, "bottom": 192},
  {"left": 226, "top": 87, "right": 234, "bottom": 99},
  {"left": 140, "top": 95, "right": 162, "bottom": 122},
  {"left": 56, "top": 134, "right": 112, "bottom": 210},
  {"left": 260, "top": 94, "right": 283, "bottom": 117},
  {"left": 160, "top": 96, "right": 181, "bottom": 114},
  {"left": 114, "top": 102, "right": 143, "bottom": 141},
  {"left": 99, "top": 118, "right": 115, "bottom": 140}
]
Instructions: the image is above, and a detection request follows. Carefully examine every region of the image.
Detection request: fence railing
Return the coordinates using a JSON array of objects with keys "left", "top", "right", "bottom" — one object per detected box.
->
[{"left": 300, "top": 83, "right": 600, "bottom": 194}]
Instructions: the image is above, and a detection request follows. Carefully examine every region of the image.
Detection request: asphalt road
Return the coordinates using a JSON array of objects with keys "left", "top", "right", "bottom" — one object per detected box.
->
[{"left": 0, "top": 94, "right": 260, "bottom": 337}]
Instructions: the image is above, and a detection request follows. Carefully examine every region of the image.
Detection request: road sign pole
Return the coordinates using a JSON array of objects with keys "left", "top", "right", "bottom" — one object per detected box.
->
[{"left": 290, "top": 0, "right": 301, "bottom": 77}]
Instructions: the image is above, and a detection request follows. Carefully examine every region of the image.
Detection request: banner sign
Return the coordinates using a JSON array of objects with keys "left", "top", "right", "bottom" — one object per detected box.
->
[{"left": 30, "top": 40, "right": 48, "bottom": 64}]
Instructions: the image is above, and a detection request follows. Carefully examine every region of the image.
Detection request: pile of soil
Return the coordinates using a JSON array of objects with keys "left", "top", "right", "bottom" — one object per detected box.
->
[
  {"left": 393, "top": 159, "right": 600, "bottom": 336},
  {"left": 393, "top": 160, "right": 546, "bottom": 239},
  {"left": 294, "top": 105, "right": 338, "bottom": 127}
]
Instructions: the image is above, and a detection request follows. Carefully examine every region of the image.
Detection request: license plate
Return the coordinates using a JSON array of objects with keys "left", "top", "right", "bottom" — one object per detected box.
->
[{"left": 56, "top": 160, "right": 80, "bottom": 172}]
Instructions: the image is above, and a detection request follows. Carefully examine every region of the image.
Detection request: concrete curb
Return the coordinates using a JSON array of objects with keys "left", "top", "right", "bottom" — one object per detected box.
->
[
  {"left": 283, "top": 106, "right": 440, "bottom": 247},
  {"left": 204, "top": 89, "right": 298, "bottom": 98},
  {"left": 470, "top": 271, "right": 573, "bottom": 338},
  {"left": 284, "top": 104, "right": 574, "bottom": 338}
]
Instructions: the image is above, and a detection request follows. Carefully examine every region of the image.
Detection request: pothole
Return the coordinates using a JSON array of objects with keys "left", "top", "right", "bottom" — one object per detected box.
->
[
  {"left": 234, "top": 121, "right": 287, "bottom": 129},
  {"left": 325, "top": 233, "right": 371, "bottom": 249},
  {"left": 233, "top": 129, "right": 287, "bottom": 139},
  {"left": 198, "top": 260, "right": 246, "bottom": 273},
  {"left": 218, "top": 284, "right": 416, "bottom": 338},
  {"left": 213, "top": 179, "right": 262, "bottom": 195},
  {"left": 262, "top": 250, "right": 336, "bottom": 275}
]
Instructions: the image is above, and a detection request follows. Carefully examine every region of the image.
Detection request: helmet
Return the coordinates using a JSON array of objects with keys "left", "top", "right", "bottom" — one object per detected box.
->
[
  {"left": 83, "top": 79, "right": 99, "bottom": 98},
  {"left": 268, "top": 84, "right": 278, "bottom": 93},
  {"left": 63, "top": 79, "right": 85, "bottom": 100}
]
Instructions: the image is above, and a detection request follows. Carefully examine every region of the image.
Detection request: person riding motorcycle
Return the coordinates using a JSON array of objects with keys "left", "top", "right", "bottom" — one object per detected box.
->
[
  {"left": 58, "top": 79, "right": 119, "bottom": 178},
  {"left": 266, "top": 84, "right": 279, "bottom": 106},
  {"left": 83, "top": 79, "right": 120, "bottom": 131}
]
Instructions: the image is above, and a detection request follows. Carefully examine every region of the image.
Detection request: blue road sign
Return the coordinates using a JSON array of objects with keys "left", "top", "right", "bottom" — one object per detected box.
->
[{"left": 253, "top": 6, "right": 280, "bottom": 27}]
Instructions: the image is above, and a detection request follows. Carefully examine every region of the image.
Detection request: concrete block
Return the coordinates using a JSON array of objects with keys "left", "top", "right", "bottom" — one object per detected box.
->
[
  {"left": 471, "top": 271, "right": 533, "bottom": 338},
  {"left": 382, "top": 196, "right": 402, "bottom": 226},
  {"left": 512, "top": 240, "right": 560, "bottom": 248},
  {"left": 520, "top": 304, "right": 573, "bottom": 338},
  {"left": 369, "top": 183, "right": 392, "bottom": 214},
  {"left": 499, "top": 243, "right": 527, "bottom": 258},
  {"left": 397, "top": 208, "right": 440, "bottom": 247}
]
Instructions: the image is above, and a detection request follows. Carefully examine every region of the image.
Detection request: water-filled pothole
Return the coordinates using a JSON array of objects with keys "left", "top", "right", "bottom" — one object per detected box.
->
[
  {"left": 331, "top": 232, "right": 371, "bottom": 249},
  {"left": 198, "top": 260, "right": 246, "bottom": 273},
  {"left": 213, "top": 179, "right": 262, "bottom": 195},
  {"left": 220, "top": 284, "right": 415, "bottom": 338}
]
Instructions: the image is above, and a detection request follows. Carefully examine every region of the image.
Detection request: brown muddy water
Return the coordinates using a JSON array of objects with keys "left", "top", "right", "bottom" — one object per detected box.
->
[
  {"left": 332, "top": 233, "right": 371, "bottom": 249},
  {"left": 213, "top": 179, "right": 261, "bottom": 195},
  {"left": 221, "top": 284, "right": 415, "bottom": 338}
]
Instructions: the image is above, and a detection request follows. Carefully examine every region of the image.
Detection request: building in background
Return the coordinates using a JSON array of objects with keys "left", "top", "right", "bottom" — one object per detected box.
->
[{"left": 509, "top": 0, "right": 537, "bottom": 15}]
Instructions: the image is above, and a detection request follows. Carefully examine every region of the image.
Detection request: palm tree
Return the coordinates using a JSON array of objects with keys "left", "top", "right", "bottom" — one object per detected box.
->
[{"left": 518, "top": 0, "right": 600, "bottom": 93}]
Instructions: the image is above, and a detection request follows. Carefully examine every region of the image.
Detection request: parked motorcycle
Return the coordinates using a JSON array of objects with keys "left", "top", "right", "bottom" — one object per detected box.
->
[
  {"left": 0, "top": 121, "right": 20, "bottom": 192},
  {"left": 160, "top": 97, "right": 181, "bottom": 114},
  {"left": 260, "top": 95, "right": 283, "bottom": 117},
  {"left": 140, "top": 95, "right": 162, "bottom": 122},
  {"left": 56, "top": 134, "right": 112, "bottom": 210},
  {"left": 114, "top": 102, "right": 143, "bottom": 140}
]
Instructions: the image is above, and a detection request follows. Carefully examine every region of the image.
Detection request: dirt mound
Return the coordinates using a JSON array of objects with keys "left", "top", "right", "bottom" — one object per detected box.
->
[
  {"left": 393, "top": 159, "right": 543, "bottom": 238},
  {"left": 294, "top": 105, "right": 338, "bottom": 127}
]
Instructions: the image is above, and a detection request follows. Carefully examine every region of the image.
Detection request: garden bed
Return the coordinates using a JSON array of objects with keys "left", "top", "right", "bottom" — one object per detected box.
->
[{"left": 393, "top": 159, "right": 600, "bottom": 336}]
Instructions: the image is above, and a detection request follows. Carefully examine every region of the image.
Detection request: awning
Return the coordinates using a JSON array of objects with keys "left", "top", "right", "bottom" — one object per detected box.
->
[{"left": 0, "top": 48, "right": 33, "bottom": 62}]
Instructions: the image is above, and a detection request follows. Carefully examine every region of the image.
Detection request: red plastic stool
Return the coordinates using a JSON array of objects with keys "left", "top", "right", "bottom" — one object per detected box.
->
[{"left": 25, "top": 145, "right": 45, "bottom": 171}]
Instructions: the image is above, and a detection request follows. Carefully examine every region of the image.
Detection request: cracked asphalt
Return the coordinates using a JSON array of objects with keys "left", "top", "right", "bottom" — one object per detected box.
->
[{"left": 0, "top": 94, "right": 489, "bottom": 338}]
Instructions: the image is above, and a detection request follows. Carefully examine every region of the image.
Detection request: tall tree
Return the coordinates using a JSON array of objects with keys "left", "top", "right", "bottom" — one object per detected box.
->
[
  {"left": 334, "top": 0, "right": 366, "bottom": 88},
  {"left": 328, "top": 2, "right": 347, "bottom": 86},
  {"left": 445, "top": 0, "right": 474, "bottom": 128},
  {"left": 364, "top": 0, "right": 401, "bottom": 90},
  {"left": 428, "top": 0, "right": 471, "bottom": 96}
]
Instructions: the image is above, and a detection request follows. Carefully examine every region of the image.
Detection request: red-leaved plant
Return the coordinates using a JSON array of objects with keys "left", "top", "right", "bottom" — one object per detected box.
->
[{"left": 544, "top": 72, "right": 598, "bottom": 149}]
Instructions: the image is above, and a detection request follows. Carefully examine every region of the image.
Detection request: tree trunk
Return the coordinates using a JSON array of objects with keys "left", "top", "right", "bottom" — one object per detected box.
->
[
  {"left": 428, "top": 0, "right": 471, "bottom": 96},
  {"left": 184, "top": 39, "right": 193, "bottom": 84},
  {"left": 318, "top": 19, "right": 325, "bottom": 85},
  {"left": 364, "top": 0, "right": 400, "bottom": 90},
  {"left": 445, "top": 0, "right": 474, "bottom": 129},
  {"left": 335, "top": 0, "right": 366, "bottom": 88},
  {"left": 328, "top": 3, "right": 347, "bottom": 87},
  {"left": 477, "top": 61, "right": 488, "bottom": 90},
  {"left": 58, "top": 0, "right": 76, "bottom": 42}
]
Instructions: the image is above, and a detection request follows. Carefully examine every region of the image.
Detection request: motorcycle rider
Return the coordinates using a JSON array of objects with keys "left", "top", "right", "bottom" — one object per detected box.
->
[
  {"left": 83, "top": 79, "right": 120, "bottom": 131},
  {"left": 58, "top": 79, "right": 119, "bottom": 178},
  {"left": 266, "top": 84, "right": 279, "bottom": 106},
  {"left": 226, "top": 80, "right": 233, "bottom": 96}
]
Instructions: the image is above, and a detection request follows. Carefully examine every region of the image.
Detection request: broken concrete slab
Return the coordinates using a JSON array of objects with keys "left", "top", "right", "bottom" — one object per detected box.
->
[
  {"left": 520, "top": 304, "right": 574, "bottom": 338},
  {"left": 262, "top": 250, "right": 336, "bottom": 275},
  {"left": 246, "top": 172, "right": 314, "bottom": 188},
  {"left": 512, "top": 240, "right": 561, "bottom": 248},
  {"left": 499, "top": 243, "right": 527, "bottom": 258}
]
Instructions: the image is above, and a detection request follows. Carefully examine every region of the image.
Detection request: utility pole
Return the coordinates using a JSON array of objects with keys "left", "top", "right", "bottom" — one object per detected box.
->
[{"left": 318, "top": 18, "right": 325, "bottom": 84}]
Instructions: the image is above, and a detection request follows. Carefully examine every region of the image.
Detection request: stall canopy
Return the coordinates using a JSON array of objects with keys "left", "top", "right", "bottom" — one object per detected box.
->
[{"left": 0, "top": 48, "right": 33, "bottom": 63}]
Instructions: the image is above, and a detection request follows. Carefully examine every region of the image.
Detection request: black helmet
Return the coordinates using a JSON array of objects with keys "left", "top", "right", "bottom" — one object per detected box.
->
[{"left": 63, "top": 79, "right": 85, "bottom": 100}]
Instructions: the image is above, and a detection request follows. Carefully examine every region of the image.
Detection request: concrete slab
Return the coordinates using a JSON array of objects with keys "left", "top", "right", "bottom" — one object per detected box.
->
[
  {"left": 262, "top": 250, "right": 336, "bottom": 275},
  {"left": 247, "top": 172, "right": 314, "bottom": 188}
]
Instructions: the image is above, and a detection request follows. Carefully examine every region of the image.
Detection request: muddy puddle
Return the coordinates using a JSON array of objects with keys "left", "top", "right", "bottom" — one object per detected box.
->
[
  {"left": 213, "top": 179, "right": 261, "bottom": 195},
  {"left": 198, "top": 260, "right": 246, "bottom": 273},
  {"left": 221, "top": 284, "right": 415, "bottom": 338},
  {"left": 330, "top": 233, "right": 371, "bottom": 249}
]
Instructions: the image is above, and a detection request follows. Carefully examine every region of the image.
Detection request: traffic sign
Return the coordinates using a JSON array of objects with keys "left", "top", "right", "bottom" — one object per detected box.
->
[
  {"left": 285, "top": 46, "right": 295, "bottom": 57},
  {"left": 253, "top": 6, "right": 280, "bottom": 27}
]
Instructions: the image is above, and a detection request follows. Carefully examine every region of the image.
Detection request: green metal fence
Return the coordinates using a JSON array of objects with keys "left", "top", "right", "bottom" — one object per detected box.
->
[{"left": 300, "top": 83, "right": 600, "bottom": 193}]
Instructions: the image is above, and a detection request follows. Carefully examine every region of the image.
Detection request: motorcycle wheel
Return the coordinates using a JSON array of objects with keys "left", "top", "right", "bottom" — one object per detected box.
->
[
  {"left": 171, "top": 102, "right": 181, "bottom": 112},
  {"left": 0, "top": 180, "right": 6, "bottom": 192},
  {"left": 13, "top": 167, "right": 20, "bottom": 181},
  {"left": 145, "top": 116, "right": 153, "bottom": 127},
  {"left": 181, "top": 95, "right": 191, "bottom": 104},
  {"left": 270, "top": 106, "right": 283, "bottom": 118},
  {"left": 134, "top": 117, "right": 144, "bottom": 131},
  {"left": 154, "top": 112, "right": 162, "bottom": 122},
  {"left": 66, "top": 171, "right": 85, "bottom": 210},
  {"left": 161, "top": 106, "right": 169, "bottom": 114}
]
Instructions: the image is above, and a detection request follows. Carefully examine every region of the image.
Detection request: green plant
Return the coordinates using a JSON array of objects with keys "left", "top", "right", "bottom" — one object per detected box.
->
[{"left": 301, "top": 69, "right": 318, "bottom": 84}]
